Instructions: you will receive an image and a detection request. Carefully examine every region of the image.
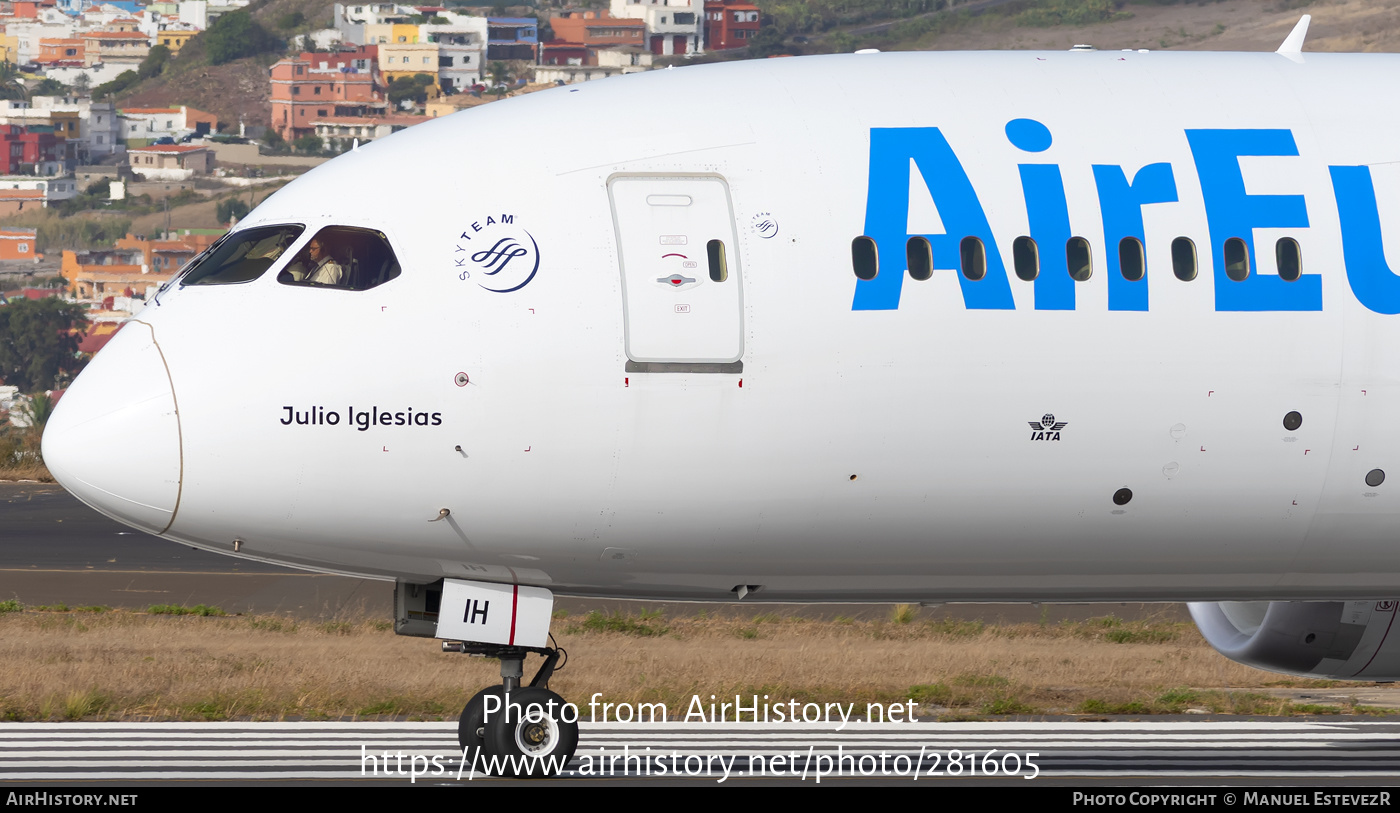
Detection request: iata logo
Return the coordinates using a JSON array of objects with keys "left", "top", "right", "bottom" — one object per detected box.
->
[
  {"left": 1029, "top": 413, "right": 1067, "bottom": 441},
  {"left": 453, "top": 212, "right": 540, "bottom": 293}
]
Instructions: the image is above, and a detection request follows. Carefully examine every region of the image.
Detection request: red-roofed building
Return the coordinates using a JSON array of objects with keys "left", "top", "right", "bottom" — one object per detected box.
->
[
  {"left": 80, "top": 29, "right": 149, "bottom": 67},
  {"left": 127, "top": 143, "right": 213, "bottom": 176},
  {"left": 547, "top": 11, "right": 645, "bottom": 65},
  {"left": 270, "top": 48, "right": 385, "bottom": 142},
  {"left": 36, "top": 37, "right": 83, "bottom": 67},
  {"left": 0, "top": 124, "right": 59, "bottom": 174},
  {"left": 77, "top": 321, "right": 121, "bottom": 354},
  {"left": 704, "top": 0, "right": 760, "bottom": 50},
  {"left": 298, "top": 45, "right": 379, "bottom": 72},
  {"left": 61, "top": 245, "right": 163, "bottom": 300},
  {"left": 114, "top": 231, "right": 220, "bottom": 275},
  {"left": 0, "top": 287, "right": 58, "bottom": 302},
  {"left": 0, "top": 190, "right": 43, "bottom": 215},
  {"left": 0, "top": 227, "right": 36, "bottom": 259}
]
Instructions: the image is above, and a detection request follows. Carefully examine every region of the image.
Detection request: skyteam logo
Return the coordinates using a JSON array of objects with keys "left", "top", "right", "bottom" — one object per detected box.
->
[{"left": 454, "top": 212, "right": 540, "bottom": 293}]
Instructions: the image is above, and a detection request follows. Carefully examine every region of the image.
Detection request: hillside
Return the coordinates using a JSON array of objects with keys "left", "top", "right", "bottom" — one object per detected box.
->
[
  {"left": 101, "top": 0, "right": 344, "bottom": 131},
  {"left": 864, "top": 0, "right": 1400, "bottom": 54},
  {"left": 82, "top": 0, "right": 1400, "bottom": 133},
  {"left": 98, "top": 1, "right": 539, "bottom": 132}
]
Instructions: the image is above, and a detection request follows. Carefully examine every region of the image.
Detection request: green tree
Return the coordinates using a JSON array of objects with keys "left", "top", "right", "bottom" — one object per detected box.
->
[
  {"left": 746, "top": 25, "right": 790, "bottom": 58},
  {"left": 487, "top": 61, "right": 510, "bottom": 86},
  {"left": 387, "top": 73, "right": 435, "bottom": 107},
  {"left": 29, "top": 78, "right": 67, "bottom": 96},
  {"left": 277, "top": 11, "right": 305, "bottom": 29},
  {"left": 0, "top": 61, "right": 26, "bottom": 101},
  {"left": 70, "top": 73, "right": 90, "bottom": 94},
  {"left": 216, "top": 198, "right": 250, "bottom": 223},
  {"left": 204, "top": 11, "right": 279, "bottom": 65},
  {"left": 292, "top": 134, "right": 322, "bottom": 153},
  {"left": 137, "top": 44, "right": 171, "bottom": 79},
  {"left": 20, "top": 391, "right": 55, "bottom": 428},
  {"left": 93, "top": 70, "right": 138, "bottom": 101},
  {"left": 0, "top": 297, "right": 89, "bottom": 392}
]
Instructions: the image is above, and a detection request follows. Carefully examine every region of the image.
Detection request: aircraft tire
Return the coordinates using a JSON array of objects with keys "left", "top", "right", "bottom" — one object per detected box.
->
[
  {"left": 484, "top": 686, "right": 578, "bottom": 778},
  {"left": 457, "top": 686, "right": 505, "bottom": 754}
]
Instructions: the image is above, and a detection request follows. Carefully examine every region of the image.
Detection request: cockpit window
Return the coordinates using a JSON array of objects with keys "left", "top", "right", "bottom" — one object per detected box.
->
[
  {"left": 278, "top": 226, "right": 401, "bottom": 291},
  {"left": 180, "top": 224, "right": 304, "bottom": 286}
]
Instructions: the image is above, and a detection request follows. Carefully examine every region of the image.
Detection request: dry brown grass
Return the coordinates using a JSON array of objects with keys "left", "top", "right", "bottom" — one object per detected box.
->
[
  {"left": 0, "top": 605, "right": 1387, "bottom": 722},
  {"left": 0, "top": 462, "right": 52, "bottom": 481},
  {"left": 0, "top": 424, "right": 51, "bottom": 482}
]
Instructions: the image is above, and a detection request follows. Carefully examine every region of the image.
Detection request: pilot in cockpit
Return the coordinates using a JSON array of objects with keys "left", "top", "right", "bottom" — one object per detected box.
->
[{"left": 282, "top": 237, "right": 345, "bottom": 286}]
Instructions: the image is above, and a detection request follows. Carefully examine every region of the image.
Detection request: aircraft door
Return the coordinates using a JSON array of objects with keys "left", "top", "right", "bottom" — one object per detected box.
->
[{"left": 608, "top": 175, "right": 743, "bottom": 365}]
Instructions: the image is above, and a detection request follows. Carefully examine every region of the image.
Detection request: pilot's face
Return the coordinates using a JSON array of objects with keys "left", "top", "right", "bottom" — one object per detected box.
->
[{"left": 308, "top": 240, "right": 324, "bottom": 261}]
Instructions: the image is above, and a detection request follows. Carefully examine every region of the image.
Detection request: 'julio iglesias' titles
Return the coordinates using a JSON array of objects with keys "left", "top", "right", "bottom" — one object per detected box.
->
[{"left": 280, "top": 406, "right": 442, "bottom": 431}]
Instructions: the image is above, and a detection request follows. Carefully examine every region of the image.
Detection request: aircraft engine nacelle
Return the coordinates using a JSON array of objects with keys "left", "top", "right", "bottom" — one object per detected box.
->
[{"left": 1189, "top": 600, "right": 1400, "bottom": 680}]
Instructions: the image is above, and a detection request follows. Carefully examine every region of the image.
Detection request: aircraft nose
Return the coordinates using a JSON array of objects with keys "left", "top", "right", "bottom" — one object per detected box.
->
[{"left": 42, "top": 321, "right": 181, "bottom": 535}]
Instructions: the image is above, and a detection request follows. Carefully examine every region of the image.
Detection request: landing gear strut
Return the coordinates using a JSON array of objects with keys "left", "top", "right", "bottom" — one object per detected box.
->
[{"left": 444, "top": 642, "right": 577, "bottom": 777}]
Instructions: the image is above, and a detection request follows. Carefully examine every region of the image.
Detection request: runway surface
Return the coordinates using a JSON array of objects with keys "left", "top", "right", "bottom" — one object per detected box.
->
[{"left": 2, "top": 720, "right": 1399, "bottom": 784}]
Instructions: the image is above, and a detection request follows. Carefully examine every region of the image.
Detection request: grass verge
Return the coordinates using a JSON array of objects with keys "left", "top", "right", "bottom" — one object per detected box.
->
[{"left": 0, "top": 607, "right": 1392, "bottom": 721}]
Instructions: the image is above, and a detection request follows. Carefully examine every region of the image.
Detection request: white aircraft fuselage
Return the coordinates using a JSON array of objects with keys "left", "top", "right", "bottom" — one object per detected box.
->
[{"left": 42, "top": 50, "right": 1400, "bottom": 613}]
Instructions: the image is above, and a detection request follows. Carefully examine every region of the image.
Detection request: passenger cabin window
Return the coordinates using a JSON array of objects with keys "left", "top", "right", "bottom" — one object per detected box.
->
[
  {"left": 959, "top": 236, "right": 986, "bottom": 281},
  {"left": 180, "top": 224, "right": 304, "bottom": 286},
  {"left": 1012, "top": 236, "right": 1038, "bottom": 281},
  {"left": 851, "top": 236, "right": 878, "bottom": 281},
  {"left": 1276, "top": 237, "right": 1301, "bottom": 282},
  {"left": 1118, "top": 237, "right": 1145, "bottom": 282},
  {"left": 1224, "top": 237, "right": 1250, "bottom": 281},
  {"left": 1066, "top": 237, "right": 1092, "bottom": 281},
  {"left": 906, "top": 236, "right": 932, "bottom": 281},
  {"left": 278, "top": 226, "right": 402, "bottom": 290},
  {"left": 706, "top": 239, "right": 727, "bottom": 282},
  {"left": 1171, "top": 237, "right": 1197, "bottom": 281}
]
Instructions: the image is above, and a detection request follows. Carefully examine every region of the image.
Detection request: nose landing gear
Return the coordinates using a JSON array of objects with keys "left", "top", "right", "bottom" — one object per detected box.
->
[{"left": 443, "top": 641, "right": 578, "bottom": 778}]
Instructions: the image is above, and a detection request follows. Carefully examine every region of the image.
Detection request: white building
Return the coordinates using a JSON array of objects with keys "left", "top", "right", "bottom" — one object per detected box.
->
[
  {"left": 173, "top": 0, "right": 250, "bottom": 29},
  {"left": 8, "top": 20, "right": 79, "bottom": 64},
  {"left": 310, "top": 114, "right": 420, "bottom": 150},
  {"left": 422, "top": 16, "right": 486, "bottom": 90},
  {"left": 435, "top": 43, "right": 479, "bottom": 90},
  {"left": 336, "top": 2, "right": 411, "bottom": 26},
  {"left": 177, "top": 0, "right": 207, "bottom": 29},
  {"left": 79, "top": 4, "right": 141, "bottom": 27},
  {"left": 118, "top": 105, "right": 214, "bottom": 142},
  {"left": 598, "top": 45, "right": 653, "bottom": 69},
  {"left": 0, "top": 176, "right": 78, "bottom": 203},
  {"left": 294, "top": 29, "right": 344, "bottom": 50},
  {"left": 31, "top": 96, "right": 123, "bottom": 161},
  {"left": 610, "top": 0, "right": 702, "bottom": 56},
  {"left": 42, "top": 63, "right": 130, "bottom": 91}
]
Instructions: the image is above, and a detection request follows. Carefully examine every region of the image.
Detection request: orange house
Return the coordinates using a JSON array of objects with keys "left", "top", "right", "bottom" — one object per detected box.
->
[
  {"left": 36, "top": 38, "right": 83, "bottom": 67},
  {"left": 0, "top": 227, "right": 36, "bottom": 259}
]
